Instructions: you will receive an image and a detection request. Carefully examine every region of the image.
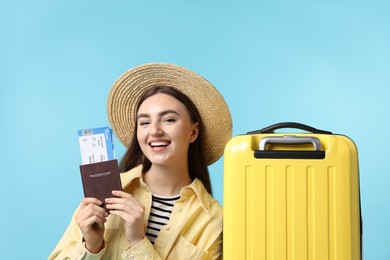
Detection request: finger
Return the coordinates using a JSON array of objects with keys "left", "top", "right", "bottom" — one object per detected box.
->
[
  {"left": 106, "top": 202, "right": 131, "bottom": 213},
  {"left": 109, "top": 207, "right": 144, "bottom": 227},
  {"left": 81, "top": 214, "right": 106, "bottom": 229},
  {"left": 77, "top": 203, "right": 108, "bottom": 225},
  {"left": 105, "top": 198, "right": 145, "bottom": 214},
  {"left": 80, "top": 197, "right": 103, "bottom": 209},
  {"left": 111, "top": 190, "right": 132, "bottom": 199},
  {"left": 108, "top": 204, "right": 144, "bottom": 217},
  {"left": 83, "top": 201, "right": 108, "bottom": 215},
  {"left": 76, "top": 204, "right": 108, "bottom": 222},
  {"left": 108, "top": 208, "right": 140, "bottom": 222},
  {"left": 107, "top": 192, "right": 143, "bottom": 207},
  {"left": 106, "top": 203, "right": 145, "bottom": 222}
]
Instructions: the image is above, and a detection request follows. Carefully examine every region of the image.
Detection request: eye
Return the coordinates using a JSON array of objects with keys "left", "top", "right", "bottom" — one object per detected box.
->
[
  {"left": 138, "top": 120, "right": 150, "bottom": 126},
  {"left": 163, "top": 117, "right": 176, "bottom": 123}
]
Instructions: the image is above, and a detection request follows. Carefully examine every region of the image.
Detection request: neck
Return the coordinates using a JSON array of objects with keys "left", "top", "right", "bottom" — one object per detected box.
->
[{"left": 143, "top": 163, "right": 192, "bottom": 196}]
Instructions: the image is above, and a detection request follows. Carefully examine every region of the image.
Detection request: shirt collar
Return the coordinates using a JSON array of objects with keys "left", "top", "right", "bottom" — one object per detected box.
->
[
  {"left": 120, "top": 164, "right": 144, "bottom": 188},
  {"left": 181, "top": 178, "right": 211, "bottom": 214},
  {"left": 120, "top": 165, "right": 211, "bottom": 214}
]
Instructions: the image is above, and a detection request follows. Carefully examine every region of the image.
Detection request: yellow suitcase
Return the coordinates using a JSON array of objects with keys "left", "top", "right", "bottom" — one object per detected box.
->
[{"left": 224, "top": 122, "right": 361, "bottom": 260}]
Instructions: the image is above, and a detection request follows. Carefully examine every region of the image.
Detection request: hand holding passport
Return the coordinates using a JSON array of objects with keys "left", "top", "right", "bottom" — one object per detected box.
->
[{"left": 78, "top": 127, "right": 122, "bottom": 211}]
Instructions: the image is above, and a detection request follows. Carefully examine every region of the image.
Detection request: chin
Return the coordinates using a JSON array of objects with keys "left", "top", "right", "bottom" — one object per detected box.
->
[{"left": 149, "top": 158, "right": 170, "bottom": 166}]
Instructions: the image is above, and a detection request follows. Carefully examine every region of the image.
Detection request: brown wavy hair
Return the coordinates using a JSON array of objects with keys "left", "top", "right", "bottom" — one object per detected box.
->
[{"left": 119, "top": 86, "right": 212, "bottom": 194}]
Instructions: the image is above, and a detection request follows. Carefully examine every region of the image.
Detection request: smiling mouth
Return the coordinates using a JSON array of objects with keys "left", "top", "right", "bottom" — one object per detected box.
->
[{"left": 150, "top": 141, "right": 170, "bottom": 148}]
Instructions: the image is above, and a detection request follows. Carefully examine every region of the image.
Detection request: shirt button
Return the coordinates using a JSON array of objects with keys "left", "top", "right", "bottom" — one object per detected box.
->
[
  {"left": 177, "top": 207, "right": 182, "bottom": 212},
  {"left": 165, "top": 225, "right": 170, "bottom": 230},
  {"left": 129, "top": 257, "right": 134, "bottom": 260}
]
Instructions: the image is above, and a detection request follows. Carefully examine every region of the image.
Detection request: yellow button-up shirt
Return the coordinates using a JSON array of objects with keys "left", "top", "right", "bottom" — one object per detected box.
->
[{"left": 49, "top": 165, "right": 223, "bottom": 260}]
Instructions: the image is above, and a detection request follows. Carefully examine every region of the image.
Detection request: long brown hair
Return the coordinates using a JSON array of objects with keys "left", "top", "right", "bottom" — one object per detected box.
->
[{"left": 119, "top": 86, "right": 212, "bottom": 194}]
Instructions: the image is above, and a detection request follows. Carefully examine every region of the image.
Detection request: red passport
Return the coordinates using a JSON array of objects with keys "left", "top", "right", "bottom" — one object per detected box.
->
[{"left": 80, "top": 159, "right": 122, "bottom": 211}]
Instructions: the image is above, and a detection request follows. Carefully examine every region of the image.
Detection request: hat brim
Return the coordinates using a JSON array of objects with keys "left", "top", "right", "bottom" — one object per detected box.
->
[{"left": 107, "top": 63, "right": 232, "bottom": 166}]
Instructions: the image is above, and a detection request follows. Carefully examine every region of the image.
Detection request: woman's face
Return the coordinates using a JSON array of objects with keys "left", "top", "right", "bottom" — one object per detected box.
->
[{"left": 136, "top": 93, "right": 199, "bottom": 166}]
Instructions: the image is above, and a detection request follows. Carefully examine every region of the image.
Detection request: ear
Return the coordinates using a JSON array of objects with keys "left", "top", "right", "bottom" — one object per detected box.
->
[{"left": 189, "top": 122, "right": 199, "bottom": 143}]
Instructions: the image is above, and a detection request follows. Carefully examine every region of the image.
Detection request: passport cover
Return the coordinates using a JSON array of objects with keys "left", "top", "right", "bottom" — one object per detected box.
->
[{"left": 80, "top": 159, "right": 122, "bottom": 211}]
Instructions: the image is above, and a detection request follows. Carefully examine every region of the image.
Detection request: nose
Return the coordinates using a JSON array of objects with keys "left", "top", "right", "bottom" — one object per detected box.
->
[{"left": 150, "top": 121, "right": 163, "bottom": 136}]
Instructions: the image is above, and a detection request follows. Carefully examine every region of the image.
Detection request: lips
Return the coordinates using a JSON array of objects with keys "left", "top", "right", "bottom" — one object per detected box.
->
[{"left": 149, "top": 141, "right": 171, "bottom": 148}]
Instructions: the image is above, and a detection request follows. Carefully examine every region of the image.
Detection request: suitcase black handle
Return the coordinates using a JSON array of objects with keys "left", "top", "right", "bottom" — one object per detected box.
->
[
  {"left": 247, "top": 122, "right": 332, "bottom": 135},
  {"left": 251, "top": 122, "right": 328, "bottom": 159}
]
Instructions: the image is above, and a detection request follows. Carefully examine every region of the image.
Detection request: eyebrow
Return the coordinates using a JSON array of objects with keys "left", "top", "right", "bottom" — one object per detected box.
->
[{"left": 137, "top": 109, "right": 180, "bottom": 120}]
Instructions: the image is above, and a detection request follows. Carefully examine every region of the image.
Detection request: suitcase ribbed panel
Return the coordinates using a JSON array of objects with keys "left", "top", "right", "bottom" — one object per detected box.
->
[{"left": 224, "top": 133, "right": 360, "bottom": 260}]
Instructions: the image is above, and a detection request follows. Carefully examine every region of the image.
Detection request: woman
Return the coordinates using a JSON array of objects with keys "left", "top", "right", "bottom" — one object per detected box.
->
[{"left": 49, "top": 63, "right": 232, "bottom": 259}]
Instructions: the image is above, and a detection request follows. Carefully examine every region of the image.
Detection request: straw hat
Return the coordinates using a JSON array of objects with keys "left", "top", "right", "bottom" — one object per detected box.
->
[{"left": 106, "top": 63, "right": 232, "bottom": 166}]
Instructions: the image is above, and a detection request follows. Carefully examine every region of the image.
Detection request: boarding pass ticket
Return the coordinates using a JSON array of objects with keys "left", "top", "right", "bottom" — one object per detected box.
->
[{"left": 78, "top": 127, "right": 115, "bottom": 165}]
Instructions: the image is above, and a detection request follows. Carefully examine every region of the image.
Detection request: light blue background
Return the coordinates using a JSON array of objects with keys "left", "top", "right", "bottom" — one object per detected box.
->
[{"left": 1, "top": 0, "right": 389, "bottom": 259}]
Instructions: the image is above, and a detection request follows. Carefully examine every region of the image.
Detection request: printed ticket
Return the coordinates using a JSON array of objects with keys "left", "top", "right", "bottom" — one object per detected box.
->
[{"left": 78, "top": 127, "right": 115, "bottom": 165}]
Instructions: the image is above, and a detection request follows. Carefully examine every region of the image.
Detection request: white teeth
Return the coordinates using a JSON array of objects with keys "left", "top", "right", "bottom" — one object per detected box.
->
[{"left": 150, "top": 141, "right": 169, "bottom": 147}]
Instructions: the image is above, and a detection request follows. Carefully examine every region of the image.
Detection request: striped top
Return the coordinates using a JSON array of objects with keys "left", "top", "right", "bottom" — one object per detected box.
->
[{"left": 146, "top": 194, "right": 180, "bottom": 244}]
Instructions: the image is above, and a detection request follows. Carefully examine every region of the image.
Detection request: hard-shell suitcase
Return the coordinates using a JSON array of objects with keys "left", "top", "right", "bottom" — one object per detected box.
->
[{"left": 223, "top": 122, "right": 361, "bottom": 260}]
